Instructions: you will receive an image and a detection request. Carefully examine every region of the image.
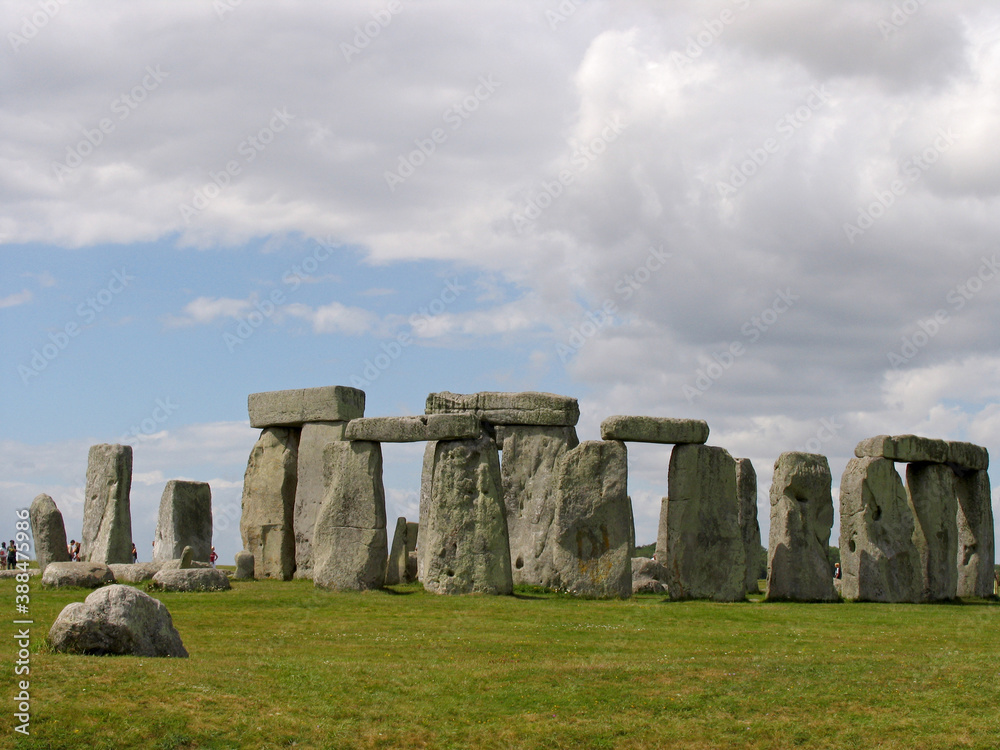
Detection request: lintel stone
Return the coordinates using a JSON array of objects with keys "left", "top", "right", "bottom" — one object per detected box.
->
[
  {"left": 425, "top": 391, "right": 579, "bottom": 426},
  {"left": 946, "top": 441, "right": 989, "bottom": 471},
  {"left": 248, "top": 386, "right": 365, "bottom": 428},
  {"left": 600, "top": 415, "right": 709, "bottom": 444},
  {"left": 345, "top": 414, "right": 481, "bottom": 443},
  {"left": 854, "top": 434, "right": 949, "bottom": 464}
]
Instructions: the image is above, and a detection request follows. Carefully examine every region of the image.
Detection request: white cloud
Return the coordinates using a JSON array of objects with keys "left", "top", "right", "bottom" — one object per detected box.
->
[
  {"left": 163, "top": 296, "right": 252, "bottom": 327},
  {"left": 0, "top": 289, "right": 33, "bottom": 308}
]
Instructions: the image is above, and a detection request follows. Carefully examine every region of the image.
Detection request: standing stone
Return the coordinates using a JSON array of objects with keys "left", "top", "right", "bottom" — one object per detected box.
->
[
  {"left": 81, "top": 444, "right": 134, "bottom": 564},
  {"left": 664, "top": 444, "right": 745, "bottom": 602},
  {"left": 766, "top": 452, "right": 837, "bottom": 602},
  {"left": 419, "top": 434, "right": 512, "bottom": 595},
  {"left": 240, "top": 428, "right": 298, "bottom": 580},
  {"left": 735, "top": 459, "right": 761, "bottom": 595},
  {"left": 654, "top": 497, "right": 668, "bottom": 562},
  {"left": 417, "top": 441, "right": 436, "bottom": 583},
  {"left": 496, "top": 425, "right": 579, "bottom": 587},
  {"left": 29, "top": 493, "right": 70, "bottom": 573},
  {"left": 312, "top": 441, "right": 387, "bottom": 591},
  {"left": 234, "top": 550, "right": 255, "bottom": 579},
  {"left": 839, "top": 457, "right": 921, "bottom": 602},
  {"left": 550, "top": 440, "right": 633, "bottom": 598},
  {"left": 293, "top": 421, "right": 349, "bottom": 579},
  {"left": 955, "top": 468, "right": 995, "bottom": 598},
  {"left": 384, "top": 517, "right": 419, "bottom": 585},
  {"left": 905, "top": 462, "right": 958, "bottom": 601},
  {"left": 153, "top": 481, "right": 212, "bottom": 563}
]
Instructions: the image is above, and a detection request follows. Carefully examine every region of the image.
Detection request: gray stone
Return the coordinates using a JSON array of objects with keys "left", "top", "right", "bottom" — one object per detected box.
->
[
  {"left": 766, "top": 452, "right": 837, "bottom": 602},
  {"left": 293, "top": 421, "right": 349, "bottom": 579},
  {"left": 153, "top": 480, "right": 212, "bottom": 563},
  {"left": 248, "top": 386, "right": 365, "bottom": 428},
  {"left": 108, "top": 563, "right": 161, "bottom": 583},
  {"left": 654, "top": 497, "right": 668, "bottom": 563},
  {"left": 419, "top": 434, "right": 513, "bottom": 595},
  {"left": 234, "top": 550, "right": 255, "bottom": 579},
  {"left": 81, "top": 444, "right": 134, "bottom": 564},
  {"left": 416, "top": 441, "right": 436, "bottom": 583},
  {"left": 550, "top": 440, "right": 633, "bottom": 598},
  {"left": 496, "top": 425, "right": 579, "bottom": 587},
  {"left": 735, "top": 459, "right": 761, "bottom": 596},
  {"left": 946, "top": 441, "right": 989, "bottom": 471},
  {"left": 425, "top": 391, "right": 579, "bottom": 426},
  {"left": 151, "top": 568, "right": 232, "bottom": 592},
  {"left": 240, "top": 427, "right": 298, "bottom": 580},
  {"left": 48, "top": 584, "right": 187, "bottom": 657},
  {"left": 385, "top": 518, "right": 419, "bottom": 585},
  {"left": 600, "top": 416, "right": 709, "bottom": 445},
  {"left": 346, "top": 414, "right": 481, "bottom": 443},
  {"left": 42, "top": 561, "right": 116, "bottom": 588},
  {"left": 839, "top": 457, "right": 922, "bottom": 602},
  {"left": 955, "top": 468, "right": 995, "bottom": 598},
  {"left": 855, "top": 434, "right": 949, "bottom": 464},
  {"left": 905, "top": 462, "right": 958, "bottom": 601},
  {"left": 632, "top": 557, "right": 669, "bottom": 595},
  {"left": 29, "top": 493, "right": 70, "bottom": 573},
  {"left": 312, "top": 441, "right": 387, "bottom": 591},
  {"left": 159, "top": 544, "right": 194, "bottom": 571},
  {"left": 664, "top": 444, "right": 745, "bottom": 602}
]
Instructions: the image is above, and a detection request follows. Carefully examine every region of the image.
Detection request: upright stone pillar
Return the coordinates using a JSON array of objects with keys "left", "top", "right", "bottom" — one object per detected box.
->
[
  {"left": 766, "top": 452, "right": 837, "bottom": 602},
  {"left": 153, "top": 480, "right": 213, "bottom": 563},
  {"left": 293, "top": 421, "right": 349, "bottom": 579},
  {"left": 735, "top": 458, "right": 760, "bottom": 595},
  {"left": 384, "top": 517, "right": 419, "bottom": 585},
  {"left": 81, "top": 444, "right": 134, "bottom": 564},
  {"left": 905, "top": 462, "right": 958, "bottom": 601},
  {"left": 955, "top": 468, "right": 995, "bottom": 598},
  {"left": 29, "top": 493, "right": 70, "bottom": 573},
  {"left": 240, "top": 427, "right": 298, "bottom": 580},
  {"left": 839, "top": 456, "right": 921, "bottom": 602}
]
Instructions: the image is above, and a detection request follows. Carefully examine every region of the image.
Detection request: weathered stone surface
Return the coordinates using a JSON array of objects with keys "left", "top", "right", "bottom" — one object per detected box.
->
[
  {"left": 855, "top": 435, "right": 949, "bottom": 464},
  {"left": 839, "top": 457, "right": 922, "bottom": 602},
  {"left": 735, "top": 458, "right": 761, "bottom": 596},
  {"left": 664, "top": 444, "right": 745, "bottom": 602},
  {"left": 29, "top": 493, "right": 70, "bottom": 573},
  {"left": 108, "top": 563, "right": 161, "bottom": 583},
  {"left": 419, "top": 434, "right": 512, "bottom": 595},
  {"left": 248, "top": 386, "right": 365, "bottom": 428},
  {"left": 905, "top": 462, "right": 958, "bottom": 601},
  {"left": 234, "top": 550, "right": 255, "bottom": 579},
  {"left": 416, "top": 441, "right": 436, "bottom": 583},
  {"left": 632, "top": 557, "right": 669, "bottom": 594},
  {"left": 151, "top": 568, "right": 232, "bottom": 592},
  {"left": 600, "top": 416, "right": 709, "bottom": 445},
  {"left": 293, "top": 421, "right": 349, "bottom": 579},
  {"left": 955, "top": 468, "right": 995, "bottom": 597},
  {"left": 153, "top": 480, "right": 212, "bottom": 563},
  {"left": 766, "top": 453, "right": 837, "bottom": 602},
  {"left": 81, "top": 444, "right": 134, "bottom": 564},
  {"left": 159, "top": 545, "right": 194, "bottom": 571},
  {"left": 48, "top": 584, "right": 187, "bottom": 657},
  {"left": 240, "top": 427, "right": 298, "bottom": 580},
  {"left": 42, "top": 561, "right": 116, "bottom": 588},
  {"left": 346, "top": 414, "right": 481, "bottom": 443},
  {"left": 550, "top": 440, "right": 633, "bottom": 598},
  {"left": 385, "top": 518, "right": 419, "bottom": 585},
  {"left": 312, "top": 441, "right": 387, "bottom": 591},
  {"left": 655, "top": 497, "right": 668, "bottom": 562},
  {"left": 946, "top": 441, "right": 989, "bottom": 471},
  {"left": 425, "top": 391, "right": 579, "bottom": 426},
  {"left": 496, "top": 425, "right": 579, "bottom": 587}
]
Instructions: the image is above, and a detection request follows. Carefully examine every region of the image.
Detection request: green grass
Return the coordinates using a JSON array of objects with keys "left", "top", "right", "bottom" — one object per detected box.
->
[{"left": 5, "top": 578, "right": 1000, "bottom": 749}]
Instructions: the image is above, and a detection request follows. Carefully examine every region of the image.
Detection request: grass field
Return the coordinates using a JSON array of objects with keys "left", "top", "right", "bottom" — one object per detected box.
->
[{"left": 5, "top": 576, "right": 1000, "bottom": 750}]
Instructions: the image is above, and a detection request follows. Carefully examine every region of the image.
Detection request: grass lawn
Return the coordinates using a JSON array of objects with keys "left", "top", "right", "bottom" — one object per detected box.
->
[{"left": 5, "top": 577, "right": 1000, "bottom": 749}]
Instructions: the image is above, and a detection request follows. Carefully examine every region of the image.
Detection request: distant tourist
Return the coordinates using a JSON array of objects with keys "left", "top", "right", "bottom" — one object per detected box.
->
[
  {"left": 73, "top": 541, "right": 81, "bottom": 561},
  {"left": 209, "top": 547, "right": 218, "bottom": 568},
  {"left": 833, "top": 562, "right": 841, "bottom": 580},
  {"left": 68, "top": 539, "right": 75, "bottom": 558},
  {"left": 131, "top": 543, "right": 138, "bottom": 563},
  {"left": 7, "top": 540, "right": 17, "bottom": 569}
]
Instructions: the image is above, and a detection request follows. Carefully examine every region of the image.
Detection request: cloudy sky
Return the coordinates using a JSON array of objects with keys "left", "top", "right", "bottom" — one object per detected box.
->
[{"left": 3, "top": 0, "right": 1000, "bottom": 566}]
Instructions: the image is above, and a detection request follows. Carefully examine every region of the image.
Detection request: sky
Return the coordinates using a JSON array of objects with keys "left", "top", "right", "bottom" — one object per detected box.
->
[{"left": 2, "top": 0, "right": 1000, "bottom": 567}]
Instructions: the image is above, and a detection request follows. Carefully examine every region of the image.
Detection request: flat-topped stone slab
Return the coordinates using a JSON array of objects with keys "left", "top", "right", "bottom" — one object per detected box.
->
[
  {"left": 600, "top": 416, "right": 709, "bottom": 444},
  {"left": 946, "top": 441, "right": 989, "bottom": 471},
  {"left": 425, "top": 391, "right": 579, "bottom": 426},
  {"left": 248, "top": 386, "right": 365, "bottom": 428},
  {"left": 855, "top": 435, "right": 949, "bottom": 464},
  {"left": 345, "top": 414, "right": 481, "bottom": 443}
]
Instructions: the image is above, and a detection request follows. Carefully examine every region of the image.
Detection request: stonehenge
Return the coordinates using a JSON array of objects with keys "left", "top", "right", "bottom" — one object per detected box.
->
[
  {"left": 736, "top": 459, "right": 761, "bottom": 596},
  {"left": 81, "top": 443, "right": 134, "bottom": 564},
  {"left": 29, "top": 493, "right": 70, "bottom": 573},
  {"left": 906, "top": 462, "right": 958, "bottom": 601},
  {"left": 240, "top": 427, "right": 300, "bottom": 580},
  {"left": 384, "top": 517, "right": 419, "bottom": 585},
  {"left": 153, "top": 480, "right": 212, "bottom": 563}
]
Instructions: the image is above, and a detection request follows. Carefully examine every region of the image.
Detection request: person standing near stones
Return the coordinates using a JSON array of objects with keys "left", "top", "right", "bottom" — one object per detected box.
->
[
  {"left": 7, "top": 540, "right": 17, "bottom": 569},
  {"left": 131, "top": 543, "right": 138, "bottom": 563},
  {"left": 209, "top": 547, "right": 218, "bottom": 568},
  {"left": 73, "top": 541, "right": 81, "bottom": 561},
  {"left": 834, "top": 562, "right": 842, "bottom": 579}
]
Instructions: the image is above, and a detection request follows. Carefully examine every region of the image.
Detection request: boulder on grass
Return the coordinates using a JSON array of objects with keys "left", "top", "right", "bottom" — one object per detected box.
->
[
  {"left": 151, "top": 568, "right": 232, "bottom": 592},
  {"left": 42, "top": 561, "right": 116, "bottom": 588},
  {"left": 632, "top": 557, "right": 669, "bottom": 594},
  {"left": 108, "top": 563, "right": 161, "bottom": 583}
]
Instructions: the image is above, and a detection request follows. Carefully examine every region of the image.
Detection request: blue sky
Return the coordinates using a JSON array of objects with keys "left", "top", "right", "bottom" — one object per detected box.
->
[{"left": 3, "top": 1, "right": 1000, "bottom": 566}]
